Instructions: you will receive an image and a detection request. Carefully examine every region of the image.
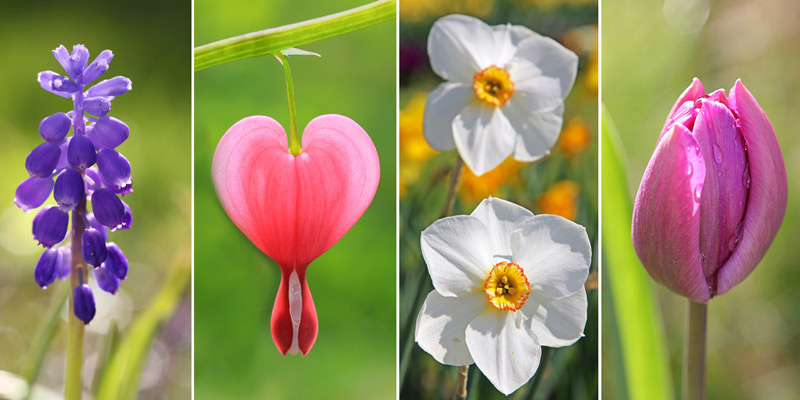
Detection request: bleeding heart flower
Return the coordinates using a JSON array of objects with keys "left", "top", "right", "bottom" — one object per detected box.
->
[{"left": 212, "top": 114, "right": 380, "bottom": 356}]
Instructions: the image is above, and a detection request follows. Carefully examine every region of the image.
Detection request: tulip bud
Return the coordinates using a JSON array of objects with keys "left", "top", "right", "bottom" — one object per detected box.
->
[{"left": 632, "top": 79, "right": 787, "bottom": 303}]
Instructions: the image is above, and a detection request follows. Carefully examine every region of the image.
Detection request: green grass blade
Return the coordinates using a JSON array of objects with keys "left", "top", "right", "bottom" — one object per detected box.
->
[
  {"left": 194, "top": 0, "right": 396, "bottom": 71},
  {"left": 602, "top": 106, "right": 674, "bottom": 400},
  {"left": 95, "top": 248, "right": 190, "bottom": 400},
  {"left": 20, "top": 284, "right": 68, "bottom": 400}
]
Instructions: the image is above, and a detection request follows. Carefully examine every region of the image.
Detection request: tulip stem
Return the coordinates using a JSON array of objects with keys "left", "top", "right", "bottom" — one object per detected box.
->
[
  {"left": 456, "top": 365, "right": 469, "bottom": 399},
  {"left": 683, "top": 300, "right": 707, "bottom": 400},
  {"left": 440, "top": 155, "right": 464, "bottom": 218},
  {"left": 277, "top": 53, "right": 301, "bottom": 155},
  {"left": 65, "top": 199, "right": 87, "bottom": 400}
]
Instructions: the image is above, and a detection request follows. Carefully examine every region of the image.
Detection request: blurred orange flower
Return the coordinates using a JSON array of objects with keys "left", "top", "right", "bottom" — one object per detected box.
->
[
  {"left": 400, "top": 92, "right": 436, "bottom": 197},
  {"left": 459, "top": 158, "right": 525, "bottom": 205},
  {"left": 557, "top": 117, "right": 591, "bottom": 158},
  {"left": 537, "top": 180, "right": 580, "bottom": 220},
  {"left": 400, "top": 0, "right": 495, "bottom": 23}
]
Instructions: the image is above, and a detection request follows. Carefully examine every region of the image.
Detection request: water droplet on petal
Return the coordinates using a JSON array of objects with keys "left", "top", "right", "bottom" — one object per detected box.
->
[
  {"left": 712, "top": 143, "right": 723, "bottom": 163},
  {"left": 694, "top": 186, "right": 702, "bottom": 200},
  {"left": 686, "top": 163, "right": 693, "bottom": 175}
]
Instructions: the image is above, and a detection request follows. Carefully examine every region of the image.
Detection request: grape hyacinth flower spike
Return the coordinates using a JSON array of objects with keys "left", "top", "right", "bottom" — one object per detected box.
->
[{"left": 16, "top": 44, "right": 133, "bottom": 324}]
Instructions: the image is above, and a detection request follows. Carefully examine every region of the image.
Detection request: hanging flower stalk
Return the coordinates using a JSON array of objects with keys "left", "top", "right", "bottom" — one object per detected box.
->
[{"left": 16, "top": 44, "right": 133, "bottom": 398}]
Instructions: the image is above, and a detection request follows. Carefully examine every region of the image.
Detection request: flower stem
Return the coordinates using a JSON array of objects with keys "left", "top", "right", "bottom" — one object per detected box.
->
[
  {"left": 440, "top": 154, "right": 464, "bottom": 218},
  {"left": 277, "top": 53, "right": 301, "bottom": 155},
  {"left": 456, "top": 365, "right": 469, "bottom": 400},
  {"left": 65, "top": 199, "right": 87, "bottom": 400},
  {"left": 682, "top": 300, "right": 707, "bottom": 400}
]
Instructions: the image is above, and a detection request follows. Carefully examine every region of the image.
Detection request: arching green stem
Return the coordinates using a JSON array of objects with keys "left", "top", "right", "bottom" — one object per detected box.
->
[{"left": 277, "top": 53, "right": 300, "bottom": 155}]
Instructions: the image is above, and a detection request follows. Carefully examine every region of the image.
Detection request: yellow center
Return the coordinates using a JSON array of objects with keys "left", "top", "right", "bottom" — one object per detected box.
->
[
  {"left": 473, "top": 65, "right": 515, "bottom": 107},
  {"left": 484, "top": 261, "right": 530, "bottom": 311}
]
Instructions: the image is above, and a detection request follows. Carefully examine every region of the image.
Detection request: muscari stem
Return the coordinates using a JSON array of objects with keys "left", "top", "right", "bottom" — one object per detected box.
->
[
  {"left": 682, "top": 300, "right": 707, "bottom": 400},
  {"left": 456, "top": 365, "right": 469, "bottom": 399},
  {"left": 65, "top": 89, "right": 87, "bottom": 400},
  {"left": 277, "top": 53, "right": 301, "bottom": 156}
]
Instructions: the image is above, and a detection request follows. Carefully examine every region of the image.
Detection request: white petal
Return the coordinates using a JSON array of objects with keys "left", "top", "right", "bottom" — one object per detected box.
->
[
  {"left": 421, "top": 215, "right": 493, "bottom": 297},
  {"left": 465, "top": 309, "right": 542, "bottom": 395},
  {"left": 506, "top": 62, "right": 564, "bottom": 112},
  {"left": 505, "top": 102, "right": 565, "bottom": 162},
  {"left": 504, "top": 24, "right": 541, "bottom": 45},
  {"left": 415, "top": 291, "right": 487, "bottom": 366},
  {"left": 510, "top": 214, "right": 591, "bottom": 299},
  {"left": 513, "top": 36, "right": 578, "bottom": 99},
  {"left": 423, "top": 82, "right": 473, "bottom": 151},
  {"left": 428, "top": 15, "right": 494, "bottom": 82},
  {"left": 470, "top": 197, "right": 534, "bottom": 258},
  {"left": 490, "top": 26, "right": 516, "bottom": 67},
  {"left": 453, "top": 105, "right": 516, "bottom": 176},
  {"left": 523, "top": 289, "right": 587, "bottom": 347}
]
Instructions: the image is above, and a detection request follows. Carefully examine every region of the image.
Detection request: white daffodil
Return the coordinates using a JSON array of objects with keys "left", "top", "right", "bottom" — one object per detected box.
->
[
  {"left": 415, "top": 197, "right": 590, "bottom": 395},
  {"left": 423, "top": 14, "right": 578, "bottom": 176}
]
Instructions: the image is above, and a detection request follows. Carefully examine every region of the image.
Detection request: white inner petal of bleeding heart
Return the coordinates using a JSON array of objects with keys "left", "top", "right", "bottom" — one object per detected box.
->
[{"left": 287, "top": 270, "right": 302, "bottom": 355}]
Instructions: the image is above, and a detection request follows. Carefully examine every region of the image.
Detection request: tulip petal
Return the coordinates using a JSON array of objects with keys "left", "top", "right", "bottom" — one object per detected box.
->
[
  {"left": 469, "top": 197, "right": 533, "bottom": 257},
  {"left": 453, "top": 105, "right": 516, "bottom": 176},
  {"left": 632, "top": 124, "right": 710, "bottom": 303},
  {"left": 719, "top": 80, "right": 788, "bottom": 295},
  {"left": 663, "top": 78, "right": 705, "bottom": 134},
  {"left": 421, "top": 216, "right": 493, "bottom": 297},
  {"left": 510, "top": 214, "right": 591, "bottom": 299},
  {"left": 415, "top": 290, "right": 485, "bottom": 366},
  {"left": 423, "top": 82, "right": 472, "bottom": 151},
  {"left": 512, "top": 36, "right": 578, "bottom": 99},
  {"left": 522, "top": 289, "right": 587, "bottom": 347},
  {"left": 428, "top": 14, "right": 495, "bottom": 82},
  {"left": 465, "top": 309, "right": 541, "bottom": 395}
]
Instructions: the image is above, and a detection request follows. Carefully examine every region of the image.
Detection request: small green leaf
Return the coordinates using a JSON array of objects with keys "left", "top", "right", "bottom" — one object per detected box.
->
[
  {"left": 602, "top": 106, "right": 674, "bottom": 400},
  {"left": 195, "top": 0, "right": 395, "bottom": 71},
  {"left": 21, "top": 285, "right": 68, "bottom": 400}
]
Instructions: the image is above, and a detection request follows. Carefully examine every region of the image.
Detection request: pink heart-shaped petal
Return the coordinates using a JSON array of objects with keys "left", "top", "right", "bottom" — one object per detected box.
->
[{"left": 212, "top": 114, "right": 380, "bottom": 355}]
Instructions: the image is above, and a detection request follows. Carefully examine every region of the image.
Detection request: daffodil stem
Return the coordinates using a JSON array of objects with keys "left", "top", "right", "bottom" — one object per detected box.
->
[
  {"left": 277, "top": 53, "right": 301, "bottom": 155},
  {"left": 65, "top": 199, "right": 87, "bottom": 400},
  {"left": 456, "top": 365, "right": 469, "bottom": 399},
  {"left": 682, "top": 300, "right": 707, "bottom": 400},
  {"left": 440, "top": 155, "right": 464, "bottom": 218}
]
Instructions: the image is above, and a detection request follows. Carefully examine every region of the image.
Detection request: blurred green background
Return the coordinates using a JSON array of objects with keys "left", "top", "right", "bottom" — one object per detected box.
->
[
  {"left": 0, "top": 0, "right": 191, "bottom": 398},
  {"left": 603, "top": 0, "right": 800, "bottom": 398},
  {"left": 193, "top": 1, "right": 396, "bottom": 399},
  {"left": 398, "top": 0, "right": 598, "bottom": 398}
]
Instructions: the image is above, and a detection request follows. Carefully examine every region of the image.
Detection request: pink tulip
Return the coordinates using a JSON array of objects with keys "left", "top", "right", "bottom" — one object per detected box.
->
[
  {"left": 632, "top": 79, "right": 787, "bottom": 303},
  {"left": 212, "top": 114, "right": 380, "bottom": 355}
]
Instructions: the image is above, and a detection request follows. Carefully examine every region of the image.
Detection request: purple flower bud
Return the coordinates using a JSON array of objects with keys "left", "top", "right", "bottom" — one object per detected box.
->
[
  {"left": 79, "top": 50, "right": 113, "bottom": 85},
  {"left": 35, "top": 207, "right": 69, "bottom": 247},
  {"left": 39, "top": 113, "right": 71, "bottom": 144},
  {"left": 104, "top": 242, "right": 128, "bottom": 280},
  {"left": 52, "top": 45, "right": 88, "bottom": 80},
  {"left": 91, "top": 188, "right": 125, "bottom": 229},
  {"left": 632, "top": 79, "right": 788, "bottom": 303},
  {"left": 54, "top": 169, "right": 85, "bottom": 211},
  {"left": 84, "top": 167, "right": 104, "bottom": 193},
  {"left": 15, "top": 176, "right": 54, "bottom": 212},
  {"left": 52, "top": 45, "right": 77, "bottom": 79},
  {"left": 81, "top": 228, "right": 107, "bottom": 267},
  {"left": 87, "top": 117, "right": 129, "bottom": 149},
  {"left": 73, "top": 283, "right": 96, "bottom": 324},
  {"left": 86, "top": 76, "right": 132, "bottom": 98},
  {"left": 97, "top": 149, "right": 132, "bottom": 195},
  {"left": 25, "top": 142, "right": 61, "bottom": 178},
  {"left": 82, "top": 97, "right": 111, "bottom": 116},
  {"left": 32, "top": 206, "right": 52, "bottom": 242},
  {"left": 87, "top": 213, "right": 109, "bottom": 241},
  {"left": 35, "top": 249, "right": 61, "bottom": 289},
  {"left": 120, "top": 201, "right": 133, "bottom": 230},
  {"left": 93, "top": 266, "right": 120, "bottom": 294},
  {"left": 56, "top": 247, "right": 71, "bottom": 280},
  {"left": 38, "top": 71, "right": 73, "bottom": 98},
  {"left": 67, "top": 134, "right": 96, "bottom": 169}
]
